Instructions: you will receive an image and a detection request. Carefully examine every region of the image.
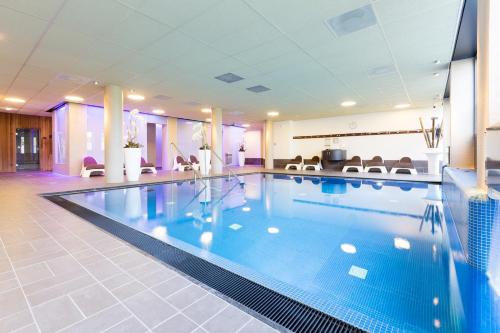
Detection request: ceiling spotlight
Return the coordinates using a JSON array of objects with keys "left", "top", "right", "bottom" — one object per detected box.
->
[
  {"left": 152, "top": 109, "right": 165, "bottom": 115},
  {"left": 4, "top": 97, "right": 26, "bottom": 104},
  {"left": 93, "top": 81, "right": 99, "bottom": 85},
  {"left": 127, "top": 93, "right": 145, "bottom": 101},
  {"left": 65, "top": 95, "right": 84, "bottom": 102},
  {"left": 341, "top": 100, "right": 356, "bottom": 107},
  {"left": 394, "top": 103, "right": 410, "bottom": 109},
  {"left": 201, "top": 108, "right": 212, "bottom": 113},
  {"left": 1, "top": 106, "right": 15, "bottom": 111},
  {"left": 433, "top": 73, "right": 440, "bottom": 77},
  {"left": 242, "top": 123, "right": 250, "bottom": 128},
  {"left": 206, "top": 118, "right": 212, "bottom": 122},
  {"left": 267, "top": 111, "right": 279, "bottom": 117}
]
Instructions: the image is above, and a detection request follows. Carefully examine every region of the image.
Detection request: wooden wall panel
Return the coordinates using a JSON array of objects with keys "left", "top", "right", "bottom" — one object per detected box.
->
[{"left": 0, "top": 112, "right": 53, "bottom": 172}]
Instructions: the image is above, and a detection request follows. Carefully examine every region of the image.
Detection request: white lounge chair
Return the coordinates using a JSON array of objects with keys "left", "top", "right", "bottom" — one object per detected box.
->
[
  {"left": 173, "top": 156, "right": 193, "bottom": 172},
  {"left": 302, "top": 156, "right": 322, "bottom": 171},
  {"left": 285, "top": 155, "right": 303, "bottom": 170},
  {"left": 390, "top": 157, "right": 417, "bottom": 175},
  {"left": 81, "top": 156, "right": 105, "bottom": 177},
  {"left": 364, "top": 156, "right": 388, "bottom": 173},
  {"left": 141, "top": 158, "right": 157, "bottom": 174},
  {"left": 342, "top": 156, "right": 363, "bottom": 173}
]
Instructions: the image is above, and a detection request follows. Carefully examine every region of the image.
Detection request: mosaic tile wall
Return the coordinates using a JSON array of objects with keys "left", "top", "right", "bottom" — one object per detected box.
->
[{"left": 443, "top": 168, "right": 500, "bottom": 272}]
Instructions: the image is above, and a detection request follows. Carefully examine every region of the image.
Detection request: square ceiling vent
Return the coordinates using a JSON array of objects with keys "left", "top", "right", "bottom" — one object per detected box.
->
[
  {"left": 153, "top": 94, "right": 171, "bottom": 100},
  {"left": 326, "top": 5, "right": 377, "bottom": 36},
  {"left": 367, "top": 65, "right": 396, "bottom": 78},
  {"left": 215, "top": 72, "right": 244, "bottom": 83},
  {"left": 247, "top": 85, "right": 271, "bottom": 93},
  {"left": 185, "top": 101, "right": 201, "bottom": 106}
]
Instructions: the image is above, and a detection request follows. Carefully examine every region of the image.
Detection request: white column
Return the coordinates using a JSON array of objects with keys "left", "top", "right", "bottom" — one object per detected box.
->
[
  {"left": 104, "top": 85, "right": 124, "bottom": 183},
  {"left": 211, "top": 108, "right": 223, "bottom": 173},
  {"left": 264, "top": 120, "right": 273, "bottom": 169},
  {"left": 449, "top": 59, "right": 475, "bottom": 169},
  {"left": 67, "top": 103, "right": 87, "bottom": 176},
  {"left": 477, "top": 0, "right": 491, "bottom": 189},
  {"left": 162, "top": 118, "right": 177, "bottom": 170}
]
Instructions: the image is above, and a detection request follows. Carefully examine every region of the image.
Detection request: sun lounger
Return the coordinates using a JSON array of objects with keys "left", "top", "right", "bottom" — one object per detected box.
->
[
  {"left": 302, "top": 156, "right": 322, "bottom": 171},
  {"left": 285, "top": 155, "right": 303, "bottom": 170},
  {"left": 189, "top": 155, "right": 200, "bottom": 171},
  {"left": 390, "top": 157, "right": 417, "bottom": 175},
  {"left": 364, "top": 156, "right": 388, "bottom": 173},
  {"left": 140, "top": 157, "right": 157, "bottom": 174},
  {"left": 80, "top": 156, "right": 105, "bottom": 177},
  {"left": 173, "top": 156, "right": 193, "bottom": 171},
  {"left": 342, "top": 156, "right": 363, "bottom": 173}
]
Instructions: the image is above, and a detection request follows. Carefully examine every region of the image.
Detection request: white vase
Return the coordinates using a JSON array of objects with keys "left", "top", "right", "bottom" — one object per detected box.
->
[
  {"left": 198, "top": 149, "right": 211, "bottom": 175},
  {"left": 238, "top": 151, "right": 245, "bottom": 167},
  {"left": 124, "top": 147, "right": 141, "bottom": 181},
  {"left": 424, "top": 148, "right": 443, "bottom": 176}
]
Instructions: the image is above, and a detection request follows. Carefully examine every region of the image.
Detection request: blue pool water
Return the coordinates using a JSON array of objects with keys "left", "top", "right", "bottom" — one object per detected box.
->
[{"left": 61, "top": 174, "right": 493, "bottom": 332}]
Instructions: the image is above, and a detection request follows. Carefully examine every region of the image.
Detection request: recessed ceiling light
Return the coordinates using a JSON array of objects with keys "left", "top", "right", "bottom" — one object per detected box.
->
[
  {"left": 201, "top": 108, "right": 212, "bottom": 113},
  {"left": 242, "top": 124, "right": 250, "bottom": 128},
  {"left": 267, "top": 227, "right": 279, "bottom": 234},
  {"left": 152, "top": 109, "right": 165, "bottom": 115},
  {"left": 340, "top": 243, "right": 357, "bottom": 254},
  {"left": 93, "top": 80, "right": 99, "bottom": 85},
  {"left": 433, "top": 73, "right": 440, "bottom": 77},
  {"left": 267, "top": 111, "right": 279, "bottom": 117},
  {"left": 127, "top": 94, "right": 145, "bottom": 101},
  {"left": 4, "top": 97, "right": 26, "bottom": 104},
  {"left": 394, "top": 103, "right": 410, "bottom": 109},
  {"left": 206, "top": 118, "right": 212, "bottom": 122},
  {"left": 1, "top": 106, "right": 15, "bottom": 111},
  {"left": 341, "top": 100, "right": 356, "bottom": 107},
  {"left": 65, "top": 95, "right": 84, "bottom": 102}
]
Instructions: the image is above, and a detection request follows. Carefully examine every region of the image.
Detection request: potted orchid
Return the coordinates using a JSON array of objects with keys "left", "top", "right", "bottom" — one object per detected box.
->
[
  {"left": 238, "top": 143, "right": 245, "bottom": 167},
  {"left": 192, "top": 122, "right": 211, "bottom": 175},
  {"left": 123, "top": 109, "right": 144, "bottom": 181}
]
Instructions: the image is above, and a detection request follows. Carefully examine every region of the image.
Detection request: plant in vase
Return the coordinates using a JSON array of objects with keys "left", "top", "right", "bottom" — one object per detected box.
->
[
  {"left": 124, "top": 109, "right": 144, "bottom": 181},
  {"left": 192, "top": 122, "right": 211, "bottom": 175},
  {"left": 238, "top": 143, "right": 246, "bottom": 167},
  {"left": 419, "top": 109, "right": 444, "bottom": 175}
]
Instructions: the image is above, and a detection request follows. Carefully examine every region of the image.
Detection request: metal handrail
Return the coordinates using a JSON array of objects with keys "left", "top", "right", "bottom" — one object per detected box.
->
[
  {"left": 170, "top": 142, "right": 207, "bottom": 188},
  {"left": 208, "top": 146, "right": 244, "bottom": 184}
]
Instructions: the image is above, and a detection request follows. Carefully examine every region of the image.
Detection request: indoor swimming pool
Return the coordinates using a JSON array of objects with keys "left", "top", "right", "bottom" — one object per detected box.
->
[{"left": 52, "top": 173, "right": 486, "bottom": 333}]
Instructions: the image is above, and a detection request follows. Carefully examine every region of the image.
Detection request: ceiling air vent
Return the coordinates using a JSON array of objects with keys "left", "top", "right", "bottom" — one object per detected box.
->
[
  {"left": 246, "top": 85, "right": 271, "bottom": 93},
  {"left": 215, "top": 73, "right": 244, "bottom": 83},
  {"left": 367, "top": 65, "right": 396, "bottom": 78},
  {"left": 54, "top": 73, "right": 91, "bottom": 85},
  {"left": 326, "top": 5, "right": 377, "bottom": 36},
  {"left": 153, "top": 94, "right": 171, "bottom": 100},
  {"left": 185, "top": 101, "right": 201, "bottom": 106}
]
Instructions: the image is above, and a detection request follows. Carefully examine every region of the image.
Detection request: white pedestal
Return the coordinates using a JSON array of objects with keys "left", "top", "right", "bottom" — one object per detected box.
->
[
  {"left": 198, "top": 149, "right": 211, "bottom": 175},
  {"left": 238, "top": 152, "right": 245, "bottom": 167},
  {"left": 124, "top": 148, "right": 141, "bottom": 181},
  {"left": 425, "top": 149, "right": 443, "bottom": 175}
]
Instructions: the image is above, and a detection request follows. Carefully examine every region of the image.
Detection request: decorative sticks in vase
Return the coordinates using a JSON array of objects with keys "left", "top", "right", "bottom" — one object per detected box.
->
[{"left": 419, "top": 116, "right": 443, "bottom": 149}]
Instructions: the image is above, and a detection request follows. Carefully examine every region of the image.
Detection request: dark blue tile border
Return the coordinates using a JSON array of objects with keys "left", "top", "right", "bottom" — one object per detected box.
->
[{"left": 45, "top": 195, "right": 366, "bottom": 333}]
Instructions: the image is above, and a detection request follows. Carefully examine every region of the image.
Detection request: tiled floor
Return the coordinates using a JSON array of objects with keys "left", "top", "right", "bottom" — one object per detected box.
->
[
  {"left": 0, "top": 168, "right": 278, "bottom": 333},
  {"left": 0, "top": 167, "right": 439, "bottom": 333}
]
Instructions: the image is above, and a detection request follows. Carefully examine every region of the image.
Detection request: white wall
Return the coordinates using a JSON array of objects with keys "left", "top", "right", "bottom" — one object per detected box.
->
[
  {"left": 223, "top": 126, "right": 245, "bottom": 165},
  {"left": 272, "top": 107, "right": 443, "bottom": 161},
  {"left": 244, "top": 130, "right": 262, "bottom": 159}
]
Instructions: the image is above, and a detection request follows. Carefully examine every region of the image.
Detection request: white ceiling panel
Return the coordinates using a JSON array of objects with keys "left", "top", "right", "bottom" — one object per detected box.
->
[{"left": 0, "top": 0, "right": 463, "bottom": 121}]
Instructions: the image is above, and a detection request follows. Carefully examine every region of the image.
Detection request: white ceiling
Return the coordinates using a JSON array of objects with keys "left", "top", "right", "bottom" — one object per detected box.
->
[{"left": 0, "top": 0, "right": 463, "bottom": 124}]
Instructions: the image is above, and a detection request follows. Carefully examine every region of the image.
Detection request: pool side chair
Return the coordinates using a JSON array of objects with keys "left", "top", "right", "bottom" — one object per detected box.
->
[
  {"left": 364, "top": 156, "right": 388, "bottom": 173},
  {"left": 302, "top": 156, "right": 322, "bottom": 171},
  {"left": 189, "top": 155, "right": 201, "bottom": 171},
  {"left": 173, "top": 156, "right": 193, "bottom": 172},
  {"left": 140, "top": 157, "right": 157, "bottom": 174},
  {"left": 285, "top": 155, "right": 303, "bottom": 170},
  {"left": 391, "top": 157, "right": 417, "bottom": 175},
  {"left": 81, "top": 156, "right": 105, "bottom": 177},
  {"left": 342, "top": 156, "right": 363, "bottom": 173}
]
